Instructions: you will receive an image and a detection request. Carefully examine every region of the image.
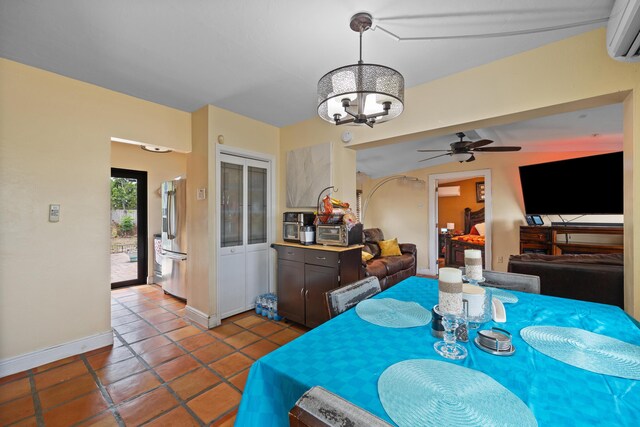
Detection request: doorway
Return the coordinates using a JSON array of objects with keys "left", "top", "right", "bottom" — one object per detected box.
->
[
  {"left": 111, "top": 168, "right": 148, "bottom": 288},
  {"left": 217, "top": 150, "right": 274, "bottom": 319},
  {"left": 427, "top": 169, "right": 492, "bottom": 276}
]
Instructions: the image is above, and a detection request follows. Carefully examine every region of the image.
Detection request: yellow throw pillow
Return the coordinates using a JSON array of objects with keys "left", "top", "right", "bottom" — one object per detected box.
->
[
  {"left": 379, "top": 238, "right": 402, "bottom": 256},
  {"left": 361, "top": 251, "right": 374, "bottom": 262}
]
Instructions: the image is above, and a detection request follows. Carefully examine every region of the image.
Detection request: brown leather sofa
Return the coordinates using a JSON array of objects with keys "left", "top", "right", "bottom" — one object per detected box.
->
[
  {"left": 361, "top": 228, "right": 417, "bottom": 290},
  {"left": 508, "top": 253, "right": 623, "bottom": 308}
]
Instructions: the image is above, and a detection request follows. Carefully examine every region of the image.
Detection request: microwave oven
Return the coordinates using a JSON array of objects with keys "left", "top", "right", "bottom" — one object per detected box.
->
[{"left": 315, "top": 223, "right": 363, "bottom": 247}]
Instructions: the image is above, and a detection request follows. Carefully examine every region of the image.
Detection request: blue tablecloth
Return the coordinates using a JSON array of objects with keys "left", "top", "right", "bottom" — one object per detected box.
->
[{"left": 236, "top": 276, "right": 640, "bottom": 426}]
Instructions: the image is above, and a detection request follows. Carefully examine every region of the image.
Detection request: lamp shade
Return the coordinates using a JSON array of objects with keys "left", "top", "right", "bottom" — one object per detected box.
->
[{"left": 317, "top": 63, "right": 404, "bottom": 124}]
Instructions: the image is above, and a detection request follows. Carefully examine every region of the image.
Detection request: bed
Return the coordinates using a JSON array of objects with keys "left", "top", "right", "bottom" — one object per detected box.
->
[{"left": 444, "top": 207, "right": 486, "bottom": 268}]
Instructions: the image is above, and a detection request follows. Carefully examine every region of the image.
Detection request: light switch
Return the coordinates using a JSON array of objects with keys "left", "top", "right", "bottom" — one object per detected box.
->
[
  {"left": 49, "top": 204, "right": 60, "bottom": 222},
  {"left": 197, "top": 188, "right": 206, "bottom": 200}
]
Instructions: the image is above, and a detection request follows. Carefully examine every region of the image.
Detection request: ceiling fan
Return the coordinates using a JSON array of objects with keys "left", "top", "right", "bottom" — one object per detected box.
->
[{"left": 418, "top": 132, "right": 521, "bottom": 163}]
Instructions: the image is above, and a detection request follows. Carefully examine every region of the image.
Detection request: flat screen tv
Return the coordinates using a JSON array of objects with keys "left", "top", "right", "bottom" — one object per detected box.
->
[{"left": 518, "top": 152, "right": 623, "bottom": 215}]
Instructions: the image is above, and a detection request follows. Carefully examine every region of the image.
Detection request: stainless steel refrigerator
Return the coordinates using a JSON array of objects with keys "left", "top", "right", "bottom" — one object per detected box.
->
[{"left": 161, "top": 178, "right": 187, "bottom": 299}]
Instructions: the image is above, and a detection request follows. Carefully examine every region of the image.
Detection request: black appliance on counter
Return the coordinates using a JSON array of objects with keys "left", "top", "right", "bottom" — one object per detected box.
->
[{"left": 283, "top": 212, "right": 315, "bottom": 243}]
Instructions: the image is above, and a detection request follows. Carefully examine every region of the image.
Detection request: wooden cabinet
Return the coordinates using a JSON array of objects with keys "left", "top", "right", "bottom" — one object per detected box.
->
[
  {"left": 273, "top": 243, "right": 361, "bottom": 328},
  {"left": 520, "top": 226, "right": 552, "bottom": 254},
  {"left": 520, "top": 225, "right": 623, "bottom": 255}
]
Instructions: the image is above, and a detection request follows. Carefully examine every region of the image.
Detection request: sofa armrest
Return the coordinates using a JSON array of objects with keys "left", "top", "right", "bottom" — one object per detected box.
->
[{"left": 399, "top": 243, "right": 416, "bottom": 255}]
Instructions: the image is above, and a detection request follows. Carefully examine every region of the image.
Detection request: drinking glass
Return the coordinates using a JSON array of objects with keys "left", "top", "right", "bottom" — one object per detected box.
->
[{"left": 434, "top": 313, "right": 468, "bottom": 360}]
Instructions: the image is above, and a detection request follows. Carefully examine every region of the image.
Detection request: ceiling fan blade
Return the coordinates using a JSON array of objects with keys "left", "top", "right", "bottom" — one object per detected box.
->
[
  {"left": 419, "top": 153, "right": 451, "bottom": 162},
  {"left": 417, "top": 149, "right": 450, "bottom": 152},
  {"left": 467, "top": 139, "right": 493, "bottom": 149},
  {"left": 473, "top": 146, "right": 522, "bottom": 152}
]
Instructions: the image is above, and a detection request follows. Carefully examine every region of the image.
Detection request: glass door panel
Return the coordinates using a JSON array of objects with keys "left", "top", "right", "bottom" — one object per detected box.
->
[
  {"left": 248, "top": 165, "right": 267, "bottom": 245},
  {"left": 221, "top": 162, "right": 244, "bottom": 248}
]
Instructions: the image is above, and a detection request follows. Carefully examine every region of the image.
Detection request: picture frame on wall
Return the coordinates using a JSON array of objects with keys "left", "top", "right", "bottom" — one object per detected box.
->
[{"left": 476, "top": 182, "right": 485, "bottom": 203}]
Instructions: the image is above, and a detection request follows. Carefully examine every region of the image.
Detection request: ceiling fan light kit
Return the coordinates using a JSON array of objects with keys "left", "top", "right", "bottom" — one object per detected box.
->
[{"left": 317, "top": 12, "right": 404, "bottom": 128}]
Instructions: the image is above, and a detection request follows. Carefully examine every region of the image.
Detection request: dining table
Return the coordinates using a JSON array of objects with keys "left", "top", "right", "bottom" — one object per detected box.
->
[{"left": 235, "top": 276, "right": 640, "bottom": 426}]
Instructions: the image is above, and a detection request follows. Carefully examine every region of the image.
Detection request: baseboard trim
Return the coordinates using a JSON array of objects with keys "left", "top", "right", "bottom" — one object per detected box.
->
[
  {"left": 0, "top": 330, "right": 113, "bottom": 377},
  {"left": 185, "top": 305, "right": 220, "bottom": 329}
]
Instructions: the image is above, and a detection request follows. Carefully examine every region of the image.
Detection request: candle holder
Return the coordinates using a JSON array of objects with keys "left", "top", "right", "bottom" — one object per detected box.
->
[{"left": 434, "top": 313, "right": 468, "bottom": 360}]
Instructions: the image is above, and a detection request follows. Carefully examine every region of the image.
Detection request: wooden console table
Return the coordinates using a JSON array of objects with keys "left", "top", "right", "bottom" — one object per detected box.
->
[{"left": 520, "top": 225, "right": 623, "bottom": 255}]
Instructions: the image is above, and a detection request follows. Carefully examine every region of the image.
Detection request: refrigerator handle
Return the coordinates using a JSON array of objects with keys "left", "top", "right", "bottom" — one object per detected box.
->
[{"left": 167, "top": 190, "right": 176, "bottom": 240}]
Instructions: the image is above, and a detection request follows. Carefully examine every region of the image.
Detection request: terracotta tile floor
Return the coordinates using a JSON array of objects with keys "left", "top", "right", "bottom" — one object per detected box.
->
[{"left": 0, "top": 284, "right": 309, "bottom": 426}]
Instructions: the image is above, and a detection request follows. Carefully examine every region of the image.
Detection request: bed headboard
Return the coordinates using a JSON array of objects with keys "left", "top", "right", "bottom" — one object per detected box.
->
[{"left": 464, "top": 207, "right": 485, "bottom": 234}]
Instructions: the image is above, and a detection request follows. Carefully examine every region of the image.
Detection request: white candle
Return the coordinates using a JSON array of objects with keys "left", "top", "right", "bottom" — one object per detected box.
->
[
  {"left": 446, "top": 223, "right": 455, "bottom": 231},
  {"left": 439, "top": 267, "right": 462, "bottom": 283},
  {"left": 464, "top": 249, "right": 483, "bottom": 281},
  {"left": 464, "top": 249, "right": 481, "bottom": 259},
  {"left": 463, "top": 283, "right": 486, "bottom": 317},
  {"left": 438, "top": 267, "right": 463, "bottom": 315}
]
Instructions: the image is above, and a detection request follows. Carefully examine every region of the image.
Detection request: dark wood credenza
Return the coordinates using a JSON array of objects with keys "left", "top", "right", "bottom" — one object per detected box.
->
[
  {"left": 519, "top": 225, "right": 623, "bottom": 255},
  {"left": 273, "top": 243, "right": 361, "bottom": 328}
]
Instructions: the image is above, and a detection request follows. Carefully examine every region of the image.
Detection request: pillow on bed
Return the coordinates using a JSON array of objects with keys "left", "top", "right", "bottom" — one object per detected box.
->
[
  {"left": 474, "top": 222, "right": 486, "bottom": 236},
  {"left": 470, "top": 226, "right": 480, "bottom": 235}
]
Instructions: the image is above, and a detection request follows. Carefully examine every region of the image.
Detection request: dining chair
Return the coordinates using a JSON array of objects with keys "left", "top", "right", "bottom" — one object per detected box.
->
[
  {"left": 325, "top": 276, "right": 382, "bottom": 319},
  {"left": 462, "top": 268, "right": 541, "bottom": 294},
  {"left": 289, "top": 386, "right": 393, "bottom": 427}
]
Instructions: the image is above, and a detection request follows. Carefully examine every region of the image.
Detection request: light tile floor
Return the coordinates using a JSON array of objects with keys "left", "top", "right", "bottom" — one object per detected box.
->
[{"left": 0, "top": 284, "right": 308, "bottom": 426}]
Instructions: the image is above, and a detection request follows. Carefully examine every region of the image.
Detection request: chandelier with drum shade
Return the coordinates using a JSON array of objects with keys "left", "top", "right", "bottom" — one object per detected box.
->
[{"left": 317, "top": 13, "right": 405, "bottom": 128}]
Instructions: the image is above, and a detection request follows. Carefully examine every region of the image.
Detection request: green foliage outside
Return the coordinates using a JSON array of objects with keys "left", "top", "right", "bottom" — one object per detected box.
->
[
  {"left": 110, "top": 177, "right": 137, "bottom": 210},
  {"left": 120, "top": 215, "right": 135, "bottom": 236}
]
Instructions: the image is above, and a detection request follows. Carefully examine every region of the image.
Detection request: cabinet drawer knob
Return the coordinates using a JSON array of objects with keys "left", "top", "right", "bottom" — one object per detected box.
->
[
  {"left": 287, "top": 251, "right": 294, "bottom": 255},
  {"left": 316, "top": 256, "right": 326, "bottom": 260},
  {"left": 305, "top": 289, "right": 309, "bottom": 300},
  {"left": 300, "top": 288, "right": 304, "bottom": 299}
]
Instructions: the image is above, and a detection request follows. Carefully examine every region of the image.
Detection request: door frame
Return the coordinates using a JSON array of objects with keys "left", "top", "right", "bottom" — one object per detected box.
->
[
  {"left": 426, "top": 169, "right": 492, "bottom": 276},
  {"left": 215, "top": 144, "right": 276, "bottom": 321},
  {"left": 111, "top": 168, "right": 148, "bottom": 288}
]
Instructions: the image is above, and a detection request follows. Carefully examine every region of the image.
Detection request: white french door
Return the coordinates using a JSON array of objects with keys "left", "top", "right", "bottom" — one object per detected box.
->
[{"left": 218, "top": 153, "right": 271, "bottom": 318}]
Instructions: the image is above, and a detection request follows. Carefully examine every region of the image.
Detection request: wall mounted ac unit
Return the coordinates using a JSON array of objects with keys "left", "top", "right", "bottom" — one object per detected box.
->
[
  {"left": 607, "top": 0, "right": 640, "bottom": 62},
  {"left": 438, "top": 186, "right": 460, "bottom": 197}
]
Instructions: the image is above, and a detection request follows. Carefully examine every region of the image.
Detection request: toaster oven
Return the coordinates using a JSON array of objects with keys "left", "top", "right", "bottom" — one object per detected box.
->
[{"left": 315, "top": 223, "right": 363, "bottom": 247}]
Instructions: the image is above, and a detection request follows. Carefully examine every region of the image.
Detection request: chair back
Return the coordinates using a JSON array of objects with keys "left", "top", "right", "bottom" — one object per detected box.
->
[
  {"left": 325, "top": 276, "right": 381, "bottom": 319},
  {"left": 289, "top": 386, "right": 392, "bottom": 427},
  {"left": 481, "top": 269, "right": 541, "bottom": 294}
]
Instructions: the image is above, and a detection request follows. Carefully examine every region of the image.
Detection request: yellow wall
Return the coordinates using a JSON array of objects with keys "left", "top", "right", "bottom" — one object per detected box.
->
[
  {"left": 0, "top": 59, "right": 191, "bottom": 363},
  {"left": 111, "top": 142, "right": 187, "bottom": 279},
  {"left": 364, "top": 151, "right": 619, "bottom": 274},
  {"left": 186, "top": 105, "right": 280, "bottom": 324},
  {"left": 438, "top": 177, "right": 485, "bottom": 232},
  {"left": 2, "top": 24, "right": 639, "bottom": 369},
  {"left": 290, "top": 29, "right": 640, "bottom": 317}
]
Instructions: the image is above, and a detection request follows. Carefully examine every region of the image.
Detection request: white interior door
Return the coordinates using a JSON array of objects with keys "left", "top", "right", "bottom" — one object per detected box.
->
[{"left": 218, "top": 153, "right": 270, "bottom": 318}]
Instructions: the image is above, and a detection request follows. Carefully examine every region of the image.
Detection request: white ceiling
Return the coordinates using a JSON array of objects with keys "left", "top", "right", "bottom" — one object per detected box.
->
[
  {"left": 0, "top": 0, "right": 615, "bottom": 128},
  {"left": 357, "top": 103, "right": 624, "bottom": 178}
]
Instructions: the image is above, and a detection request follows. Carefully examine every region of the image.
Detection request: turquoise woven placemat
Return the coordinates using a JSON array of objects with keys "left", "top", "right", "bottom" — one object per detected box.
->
[
  {"left": 485, "top": 287, "right": 518, "bottom": 304},
  {"left": 521, "top": 326, "right": 640, "bottom": 380},
  {"left": 355, "top": 298, "right": 431, "bottom": 328},
  {"left": 378, "top": 359, "right": 537, "bottom": 427}
]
